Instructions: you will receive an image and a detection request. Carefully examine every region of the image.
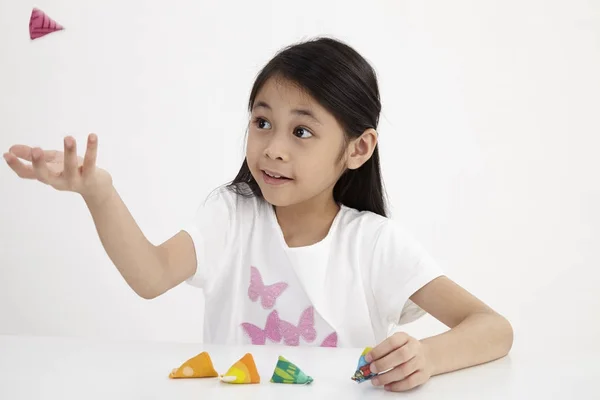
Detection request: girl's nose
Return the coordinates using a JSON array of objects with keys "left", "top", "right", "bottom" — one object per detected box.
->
[{"left": 263, "top": 131, "right": 289, "bottom": 162}]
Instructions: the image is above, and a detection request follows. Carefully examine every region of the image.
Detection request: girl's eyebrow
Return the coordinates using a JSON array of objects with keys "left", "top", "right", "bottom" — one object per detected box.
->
[{"left": 253, "top": 100, "right": 322, "bottom": 125}]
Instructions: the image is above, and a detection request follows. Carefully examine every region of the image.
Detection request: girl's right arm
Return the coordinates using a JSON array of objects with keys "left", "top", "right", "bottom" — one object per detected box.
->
[{"left": 3, "top": 134, "right": 196, "bottom": 299}]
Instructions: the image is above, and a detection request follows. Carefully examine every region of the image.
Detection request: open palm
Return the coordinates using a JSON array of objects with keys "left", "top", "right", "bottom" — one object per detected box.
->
[
  {"left": 12, "top": 147, "right": 82, "bottom": 175},
  {"left": 4, "top": 134, "right": 112, "bottom": 198}
]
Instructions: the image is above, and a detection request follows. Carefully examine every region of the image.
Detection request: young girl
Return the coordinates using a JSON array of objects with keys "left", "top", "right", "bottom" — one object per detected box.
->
[{"left": 4, "top": 37, "right": 512, "bottom": 392}]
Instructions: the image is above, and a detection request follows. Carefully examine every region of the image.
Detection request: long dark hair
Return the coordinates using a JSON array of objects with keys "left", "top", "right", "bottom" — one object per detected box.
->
[{"left": 227, "top": 37, "right": 387, "bottom": 217}]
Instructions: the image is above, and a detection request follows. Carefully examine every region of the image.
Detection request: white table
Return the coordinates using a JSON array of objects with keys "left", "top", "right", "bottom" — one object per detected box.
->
[{"left": 0, "top": 334, "right": 598, "bottom": 399}]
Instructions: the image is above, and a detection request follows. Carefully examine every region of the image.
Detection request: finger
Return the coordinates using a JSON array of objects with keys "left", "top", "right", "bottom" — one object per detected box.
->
[
  {"left": 366, "top": 332, "right": 410, "bottom": 363},
  {"left": 63, "top": 136, "right": 78, "bottom": 181},
  {"left": 4, "top": 152, "right": 36, "bottom": 179},
  {"left": 9, "top": 145, "right": 59, "bottom": 162},
  {"left": 372, "top": 356, "right": 421, "bottom": 386},
  {"left": 8, "top": 145, "right": 33, "bottom": 160},
  {"left": 82, "top": 133, "right": 98, "bottom": 178},
  {"left": 32, "top": 147, "right": 56, "bottom": 184},
  {"left": 384, "top": 371, "right": 428, "bottom": 392},
  {"left": 370, "top": 341, "right": 417, "bottom": 374}
]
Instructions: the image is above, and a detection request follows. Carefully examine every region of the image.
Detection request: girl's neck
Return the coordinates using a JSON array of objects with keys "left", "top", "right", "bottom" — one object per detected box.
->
[{"left": 273, "top": 194, "right": 340, "bottom": 248}]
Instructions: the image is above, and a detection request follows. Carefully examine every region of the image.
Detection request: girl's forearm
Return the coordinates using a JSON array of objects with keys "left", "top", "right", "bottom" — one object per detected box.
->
[
  {"left": 421, "top": 312, "right": 513, "bottom": 376},
  {"left": 83, "top": 185, "right": 168, "bottom": 299}
]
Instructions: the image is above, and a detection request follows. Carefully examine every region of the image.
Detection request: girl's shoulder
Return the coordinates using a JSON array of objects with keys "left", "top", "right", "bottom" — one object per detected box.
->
[
  {"left": 336, "top": 205, "right": 420, "bottom": 249},
  {"left": 203, "top": 182, "right": 259, "bottom": 206},
  {"left": 336, "top": 205, "right": 392, "bottom": 235},
  {"left": 199, "top": 182, "right": 269, "bottom": 223}
]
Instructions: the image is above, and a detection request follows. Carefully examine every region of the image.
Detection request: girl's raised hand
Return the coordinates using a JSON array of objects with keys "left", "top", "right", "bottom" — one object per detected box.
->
[{"left": 4, "top": 134, "right": 113, "bottom": 202}]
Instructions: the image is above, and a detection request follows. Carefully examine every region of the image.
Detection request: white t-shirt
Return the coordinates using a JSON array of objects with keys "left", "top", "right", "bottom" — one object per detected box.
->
[{"left": 183, "top": 185, "right": 444, "bottom": 348}]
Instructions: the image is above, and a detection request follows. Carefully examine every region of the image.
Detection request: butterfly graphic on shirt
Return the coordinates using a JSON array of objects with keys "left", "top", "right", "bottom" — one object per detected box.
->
[
  {"left": 279, "top": 306, "right": 317, "bottom": 346},
  {"left": 247, "top": 266, "right": 288, "bottom": 309},
  {"left": 241, "top": 310, "right": 282, "bottom": 345},
  {"left": 320, "top": 332, "right": 338, "bottom": 347}
]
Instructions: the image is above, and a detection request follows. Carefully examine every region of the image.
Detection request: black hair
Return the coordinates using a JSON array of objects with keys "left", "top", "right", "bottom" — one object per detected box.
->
[{"left": 227, "top": 36, "right": 387, "bottom": 217}]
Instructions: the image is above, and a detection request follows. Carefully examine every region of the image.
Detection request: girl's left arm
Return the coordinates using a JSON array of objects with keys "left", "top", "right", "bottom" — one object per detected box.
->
[{"left": 366, "top": 276, "right": 513, "bottom": 392}]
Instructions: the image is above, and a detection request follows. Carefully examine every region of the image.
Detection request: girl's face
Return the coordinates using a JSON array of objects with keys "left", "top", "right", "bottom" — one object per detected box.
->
[{"left": 246, "top": 76, "right": 348, "bottom": 209}]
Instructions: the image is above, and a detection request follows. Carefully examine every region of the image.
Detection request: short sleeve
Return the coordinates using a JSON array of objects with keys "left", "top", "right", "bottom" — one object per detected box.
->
[
  {"left": 371, "top": 221, "right": 444, "bottom": 326},
  {"left": 182, "top": 187, "right": 236, "bottom": 289}
]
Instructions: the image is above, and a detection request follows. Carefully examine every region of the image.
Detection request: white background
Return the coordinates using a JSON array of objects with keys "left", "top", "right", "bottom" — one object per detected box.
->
[{"left": 1, "top": 0, "right": 598, "bottom": 361}]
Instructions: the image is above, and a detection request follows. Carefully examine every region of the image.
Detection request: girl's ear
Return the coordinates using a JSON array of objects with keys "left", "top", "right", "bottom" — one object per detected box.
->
[{"left": 346, "top": 128, "right": 378, "bottom": 170}]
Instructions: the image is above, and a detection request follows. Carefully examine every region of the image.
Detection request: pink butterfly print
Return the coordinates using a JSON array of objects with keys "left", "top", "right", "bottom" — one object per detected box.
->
[
  {"left": 279, "top": 306, "right": 317, "bottom": 346},
  {"left": 247, "top": 266, "right": 288, "bottom": 309},
  {"left": 241, "top": 310, "right": 282, "bottom": 345},
  {"left": 29, "top": 8, "right": 64, "bottom": 40},
  {"left": 320, "top": 332, "right": 338, "bottom": 348}
]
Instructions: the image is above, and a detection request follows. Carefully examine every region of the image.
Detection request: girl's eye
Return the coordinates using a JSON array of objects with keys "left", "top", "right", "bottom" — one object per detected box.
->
[
  {"left": 293, "top": 127, "right": 313, "bottom": 139},
  {"left": 254, "top": 117, "right": 271, "bottom": 130}
]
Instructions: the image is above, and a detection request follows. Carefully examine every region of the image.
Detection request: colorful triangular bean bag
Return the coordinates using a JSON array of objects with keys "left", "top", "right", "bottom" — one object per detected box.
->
[
  {"left": 220, "top": 353, "right": 260, "bottom": 384},
  {"left": 169, "top": 351, "right": 219, "bottom": 379},
  {"left": 351, "top": 347, "right": 377, "bottom": 383},
  {"left": 270, "top": 356, "right": 313, "bottom": 384}
]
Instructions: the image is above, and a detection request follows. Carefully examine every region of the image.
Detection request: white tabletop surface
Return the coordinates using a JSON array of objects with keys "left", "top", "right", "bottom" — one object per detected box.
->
[{"left": 0, "top": 334, "right": 598, "bottom": 399}]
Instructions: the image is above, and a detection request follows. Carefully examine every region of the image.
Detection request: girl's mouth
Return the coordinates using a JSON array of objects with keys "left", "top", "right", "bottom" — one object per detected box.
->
[{"left": 262, "top": 170, "right": 292, "bottom": 185}]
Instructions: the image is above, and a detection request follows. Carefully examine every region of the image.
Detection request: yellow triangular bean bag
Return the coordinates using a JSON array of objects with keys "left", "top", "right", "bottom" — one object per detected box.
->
[{"left": 220, "top": 353, "right": 260, "bottom": 384}]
